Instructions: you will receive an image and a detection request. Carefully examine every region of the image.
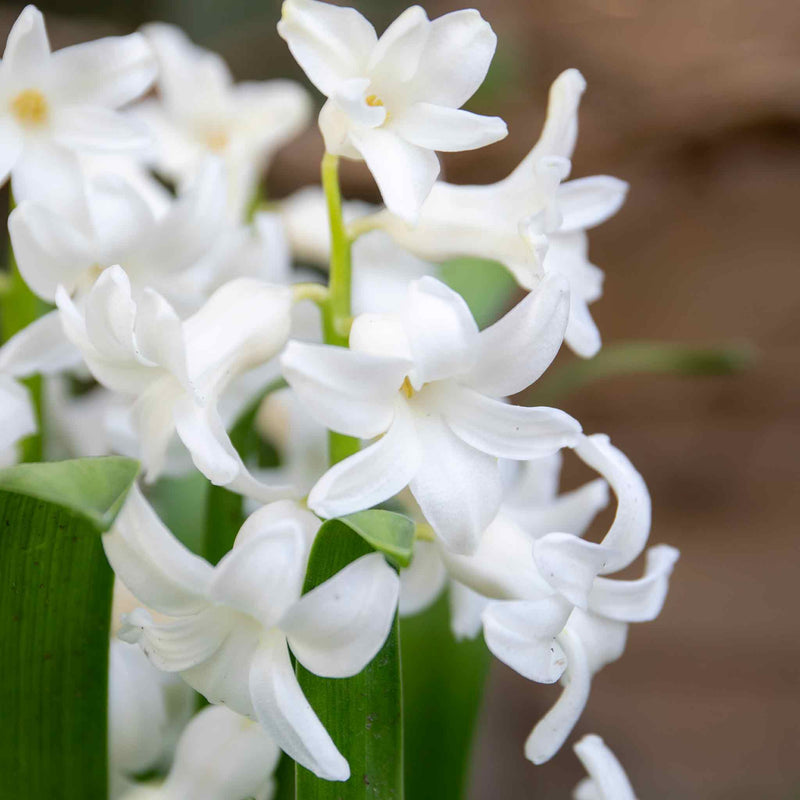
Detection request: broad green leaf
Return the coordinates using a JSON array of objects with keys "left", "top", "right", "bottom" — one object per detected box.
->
[
  {"left": 147, "top": 471, "right": 208, "bottom": 554},
  {"left": 295, "top": 522, "right": 402, "bottom": 800},
  {"left": 440, "top": 257, "right": 518, "bottom": 329},
  {"left": 401, "top": 590, "right": 492, "bottom": 800},
  {"left": 337, "top": 509, "right": 415, "bottom": 567},
  {"left": 0, "top": 456, "right": 139, "bottom": 530},
  {"left": 274, "top": 752, "right": 296, "bottom": 800},
  {"left": 0, "top": 456, "right": 139, "bottom": 800}
]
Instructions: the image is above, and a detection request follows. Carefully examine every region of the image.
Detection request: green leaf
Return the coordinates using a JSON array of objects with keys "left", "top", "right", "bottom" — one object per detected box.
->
[
  {"left": 295, "top": 522, "right": 402, "bottom": 800},
  {"left": 529, "top": 340, "right": 756, "bottom": 405},
  {"left": 0, "top": 456, "right": 140, "bottom": 530},
  {"left": 440, "top": 257, "right": 518, "bottom": 329},
  {"left": 337, "top": 509, "right": 415, "bottom": 567},
  {"left": 401, "top": 590, "right": 492, "bottom": 800},
  {"left": 0, "top": 456, "right": 139, "bottom": 799},
  {"left": 146, "top": 471, "right": 208, "bottom": 555}
]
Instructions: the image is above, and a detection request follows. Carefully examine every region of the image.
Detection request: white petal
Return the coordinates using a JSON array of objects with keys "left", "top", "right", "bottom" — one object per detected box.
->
[
  {"left": 441, "top": 512, "right": 553, "bottom": 601},
  {"left": 588, "top": 544, "right": 679, "bottom": 622},
  {"left": 482, "top": 595, "right": 573, "bottom": 683},
  {"left": 533, "top": 533, "right": 614, "bottom": 609},
  {"left": 281, "top": 340, "right": 406, "bottom": 438},
  {"left": 181, "top": 616, "right": 262, "bottom": 716},
  {"left": 408, "top": 9, "right": 497, "bottom": 108},
  {"left": 574, "top": 434, "right": 651, "bottom": 573},
  {"left": 449, "top": 580, "right": 489, "bottom": 640},
  {"left": 0, "top": 310, "right": 80, "bottom": 377},
  {"left": 184, "top": 280, "right": 292, "bottom": 396},
  {"left": 277, "top": 0, "right": 376, "bottom": 96},
  {"left": 0, "top": 117, "right": 23, "bottom": 186},
  {"left": 0, "top": 375, "right": 35, "bottom": 452},
  {"left": 130, "top": 378, "right": 181, "bottom": 482},
  {"left": 282, "top": 552, "right": 399, "bottom": 677},
  {"left": 367, "top": 5, "right": 428, "bottom": 83},
  {"left": 573, "top": 734, "right": 637, "bottom": 800},
  {"left": 399, "top": 540, "right": 447, "bottom": 617},
  {"left": 565, "top": 295, "right": 602, "bottom": 359},
  {"left": 134, "top": 289, "right": 188, "bottom": 383},
  {"left": 565, "top": 608, "right": 627, "bottom": 676},
  {"left": 403, "top": 277, "right": 478, "bottom": 387},
  {"left": 162, "top": 706, "right": 280, "bottom": 800},
  {"left": 525, "top": 626, "right": 591, "bottom": 764},
  {"left": 11, "top": 143, "right": 89, "bottom": 228},
  {"left": 516, "top": 69, "right": 586, "bottom": 171},
  {"left": 349, "top": 312, "right": 413, "bottom": 361},
  {"left": 509, "top": 478, "right": 610, "bottom": 539},
  {"left": 53, "top": 105, "right": 151, "bottom": 153},
  {"left": 558, "top": 177, "right": 628, "bottom": 233},
  {"left": 1, "top": 6, "right": 50, "bottom": 84},
  {"left": 120, "top": 606, "right": 232, "bottom": 673},
  {"left": 248, "top": 634, "right": 350, "bottom": 781},
  {"left": 8, "top": 200, "right": 93, "bottom": 301},
  {"left": 210, "top": 527, "right": 308, "bottom": 628},
  {"left": 444, "top": 386, "right": 582, "bottom": 460},
  {"left": 465, "top": 274, "right": 570, "bottom": 397},
  {"left": 503, "top": 451, "right": 563, "bottom": 506},
  {"left": 331, "top": 76, "right": 385, "bottom": 127},
  {"left": 102, "top": 484, "right": 213, "bottom": 615},
  {"left": 349, "top": 126, "right": 440, "bottom": 224},
  {"left": 409, "top": 413, "right": 502, "bottom": 555},
  {"left": 49, "top": 33, "right": 156, "bottom": 107},
  {"left": 308, "top": 401, "right": 421, "bottom": 518},
  {"left": 391, "top": 103, "right": 506, "bottom": 152}
]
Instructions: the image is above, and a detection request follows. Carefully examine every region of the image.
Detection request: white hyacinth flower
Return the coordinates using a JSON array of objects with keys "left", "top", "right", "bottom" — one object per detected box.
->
[
  {"left": 0, "top": 6, "right": 156, "bottom": 207},
  {"left": 134, "top": 23, "right": 311, "bottom": 221},
  {"left": 281, "top": 275, "right": 582, "bottom": 554},
  {"left": 573, "top": 734, "right": 638, "bottom": 800},
  {"left": 278, "top": 0, "right": 508, "bottom": 222},
  {"left": 398, "top": 450, "right": 610, "bottom": 630},
  {"left": 373, "top": 69, "right": 628, "bottom": 356},
  {"left": 55, "top": 266, "right": 292, "bottom": 498},
  {"left": 478, "top": 435, "right": 679, "bottom": 764},
  {"left": 9, "top": 158, "right": 228, "bottom": 310},
  {"left": 105, "top": 489, "right": 400, "bottom": 782},
  {"left": 119, "top": 706, "right": 281, "bottom": 800},
  {"left": 0, "top": 375, "right": 36, "bottom": 459}
]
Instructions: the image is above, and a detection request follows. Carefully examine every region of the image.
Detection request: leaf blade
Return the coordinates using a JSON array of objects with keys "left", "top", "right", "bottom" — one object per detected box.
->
[
  {"left": 295, "top": 521, "right": 403, "bottom": 800},
  {"left": 0, "top": 457, "right": 138, "bottom": 799}
]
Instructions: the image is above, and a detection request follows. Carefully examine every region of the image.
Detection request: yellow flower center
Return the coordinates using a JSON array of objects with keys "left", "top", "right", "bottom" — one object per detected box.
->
[
  {"left": 400, "top": 377, "right": 415, "bottom": 398},
  {"left": 365, "top": 94, "right": 384, "bottom": 108},
  {"left": 205, "top": 130, "right": 229, "bottom": 152},
  {"left": 11, "top": 88, "right": 48, "bottom": 127}
]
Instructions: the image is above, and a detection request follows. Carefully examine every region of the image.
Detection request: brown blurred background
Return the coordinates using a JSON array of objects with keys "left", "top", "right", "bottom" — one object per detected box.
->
[{"left": 5, "top": 0, "right": 799, "bottom": 796}]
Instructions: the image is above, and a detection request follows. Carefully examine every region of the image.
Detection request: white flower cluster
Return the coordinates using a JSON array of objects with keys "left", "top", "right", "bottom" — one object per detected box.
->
[{"left": 0, "top": 2, "right": 675, "bottom": 795}]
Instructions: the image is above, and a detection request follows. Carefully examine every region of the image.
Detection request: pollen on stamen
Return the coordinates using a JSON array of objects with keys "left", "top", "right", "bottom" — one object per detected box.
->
[
  {"left": 205, "top": 130, "right": 230, "bottom": 152},
  {"left": 11, "top": 89, "right": 48, "bottom": 127},
  {"left": 365, "top": 94, "right": 384, "bottom": 108},
  {"left": 400, "top": 377, "right": 414, "bottom": 398}
]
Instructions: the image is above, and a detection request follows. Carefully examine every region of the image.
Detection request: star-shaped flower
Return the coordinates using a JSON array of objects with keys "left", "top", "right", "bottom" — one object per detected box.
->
[
  {"left": 106, "top": 489, "right": 400, "bottom": 781},
  {"left": 278, "top": 0, "right": 507, "bottom": 222},
  {"left": 281, "top": 275, "right": 581, "bottom": 553},
  {"left": 0, "top": 6, "right": 156, "bottom": 207}
]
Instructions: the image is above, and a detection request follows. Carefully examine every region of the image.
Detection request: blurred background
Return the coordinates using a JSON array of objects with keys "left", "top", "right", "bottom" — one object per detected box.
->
[{"left": 3, "top": 0, "right": 798, "bottom": 797}]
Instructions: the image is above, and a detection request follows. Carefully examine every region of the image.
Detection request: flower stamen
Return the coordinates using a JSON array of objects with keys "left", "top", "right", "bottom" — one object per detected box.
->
[
  {"left": 11, "top": 89, "right": 48, "bottom": 127},
  {"left": 365, "top": 94, "right": 384, "bottom": 108},
  {"left": 400, "top": 377, "right": 414, "bottom": 398}
]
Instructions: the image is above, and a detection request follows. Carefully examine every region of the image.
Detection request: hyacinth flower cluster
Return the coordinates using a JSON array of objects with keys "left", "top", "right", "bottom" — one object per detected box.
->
[{"left": 0, "top": 2, "right": 675, "bottom": 796}]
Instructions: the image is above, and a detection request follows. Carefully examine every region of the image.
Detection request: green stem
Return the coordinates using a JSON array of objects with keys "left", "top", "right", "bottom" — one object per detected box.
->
[
  {"left": 1, "top": 195, "right": 46, "bottom": 462},
  {"left": 320, "top": 153, "right": 359, "bottom": 466},
  {"left": 528, "top": 340, "right": 756, "bottom": 406}
]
